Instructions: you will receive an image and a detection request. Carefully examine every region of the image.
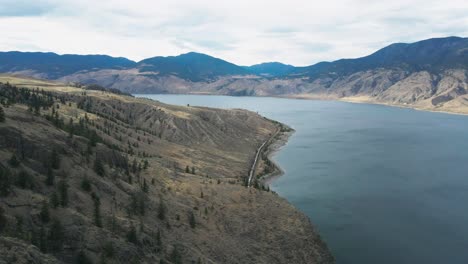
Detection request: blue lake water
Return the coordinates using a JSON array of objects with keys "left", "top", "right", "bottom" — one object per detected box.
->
[{"left": 137, "top": 94, "right": 468, "bottom": 264}]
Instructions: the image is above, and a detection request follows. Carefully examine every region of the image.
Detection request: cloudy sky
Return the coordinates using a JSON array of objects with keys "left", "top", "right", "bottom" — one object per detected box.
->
[{"left": 1, "top": 0, "right": 467, "bottom": 66}]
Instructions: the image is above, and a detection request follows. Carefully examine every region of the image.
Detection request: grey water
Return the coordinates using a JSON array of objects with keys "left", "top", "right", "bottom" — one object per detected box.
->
[{"left": 136, "top": 94, "right": 468, "bottom": 264}]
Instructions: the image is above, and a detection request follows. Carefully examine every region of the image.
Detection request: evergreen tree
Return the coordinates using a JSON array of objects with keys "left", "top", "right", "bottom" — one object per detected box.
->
[
  {"left": 0, "top": 105, "right": 5, "bottom": 122},
  {"left": 156, "top": 229, "right": 162, "bottom": 252},
  {"left": 0, "top": 207, "right": 6, "bottom": 233},
  {"left": 0, "top": 167, "right": 11, "bottom": 197},
  {"left": 49, "top": 219, "right": 64, "bottom": 251},
  {"left": 185, "top": 166, "right": 190, "bottom": 174},
  {"left": 191, "top": 167, "right": 195, "bottom": 175},
  {"left": 142, "top": 179, "right": 149, "bottom": 193},
  {"left": 188, "top": 211, "right": 196, "bottom": 228},
  {"left": 8, "top": 154, "right": 20, "bottom": 167},
  {"left": 127, "top": 225, "right": 138, "bottom": 244},
  {"left": 58, "top": 180, "right": 69, "bottom": 207},
  {"left": 40, "top": 201, "right": 50, "bottom": 223},
  {"left": 157, "top": 200, "right": 166, "bottom": 220},
  {"left": 92, "top": 193, "right": 102, "bottom": 227},
  {"left": 45, "top": 165, "right": 54, "bottom": 186},
  {"left": 50, "top": 149, "right": 60, "bottom": 170},
  {"left": 94, "top": 156, "right": 105, "bottom": 176},
  {"left": 170, "top": 245, "right": 182, "bottom": 264},
  {"left": 50, "top": 191, "right": 60, "bottom": 208}
]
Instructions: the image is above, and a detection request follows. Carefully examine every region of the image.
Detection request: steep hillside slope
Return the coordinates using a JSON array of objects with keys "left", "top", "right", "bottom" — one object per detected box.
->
[{"left": 0, "top": 76, "right": 333, "bottom": 264}]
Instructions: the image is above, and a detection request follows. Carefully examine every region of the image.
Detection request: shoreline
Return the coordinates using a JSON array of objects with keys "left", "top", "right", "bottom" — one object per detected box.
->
[{"left": 257, "top": 127, "right": 295, "bottom": 186}]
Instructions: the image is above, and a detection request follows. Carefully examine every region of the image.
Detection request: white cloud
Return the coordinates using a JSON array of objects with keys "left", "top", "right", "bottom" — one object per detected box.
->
[{"left": 0, "top": 0, "right": 467, "bottom": 66}]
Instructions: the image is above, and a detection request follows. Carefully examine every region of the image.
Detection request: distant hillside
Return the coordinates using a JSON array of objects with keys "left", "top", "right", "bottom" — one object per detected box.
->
[
  {"left": 0, "top": 51, "right": 136, "bottom": 79},
  {"left": 1, "top": 37, "right": 468, "bottom": 114},
  {"left": 246, "top": 62, "right": 295, "bottom": 77},
  {"left": 137, "top": 52, "right": 249, "bottom": 81},
  {"left": 292, "top": 36, "right": 468, "bottom": 79}
]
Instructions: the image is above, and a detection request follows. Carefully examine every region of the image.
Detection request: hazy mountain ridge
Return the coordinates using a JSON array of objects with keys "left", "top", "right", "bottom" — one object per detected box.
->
[{"left": 1, "top": 36, "right": 468, "bottom": 113}]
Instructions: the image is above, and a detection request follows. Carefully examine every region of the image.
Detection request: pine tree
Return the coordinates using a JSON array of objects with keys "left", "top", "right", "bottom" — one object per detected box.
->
[
  {"left": 8, "top": 154, "right": 20, "bottom": 167},
  {"left": 142, "top": 179, "right": 149, "bottom": 193},
  {"left": 40, "top": 201, "right": 50, "bottom": 223},
  {"left": 94, "top": 156, "right": 105, "bottom": 176},
  {"left": 127, "top": 225, "right": 138, "bottom": 244},
  {"left": 156, "top": 229, "right": 162, "bottom": 252},
  {"left": 188, "top": 210, "right": 196, "bottom": 228},
  {"left": 45, "top": 165, "right": 54, "bottom": 186},
  {"left": 49, "top": 219, "right": 64, "bottom": 251},
  {"left": 50, "top": 149, "right": 60, "bottom": 170},
  {"left": 50, "top": 191, "right": 60, "bottom": 208},
  {"left": 0, "top": 207, "right": 6, "bottom": 233},
  {"left": 157, "top": 200, "right": 166, "bottom": 220},
  {"left": 92, "top": 193, "right": 102, "bottom": 227},
  {"left": 185, "top": 165, "right": 190, "bottom": 174},
  {"left": 191, "top": 167, "right": 195, "bottom": 175},
  {"left": 58, "top": 180, "right": 69, "bottom": 207},
  {"left": 0, "top": 105, "right": 5, "bottom": 122}
]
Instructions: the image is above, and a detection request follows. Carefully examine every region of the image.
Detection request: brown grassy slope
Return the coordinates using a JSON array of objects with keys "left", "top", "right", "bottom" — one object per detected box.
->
[{"left": 0, "top": 76, "right": 333, "bottom": 264}]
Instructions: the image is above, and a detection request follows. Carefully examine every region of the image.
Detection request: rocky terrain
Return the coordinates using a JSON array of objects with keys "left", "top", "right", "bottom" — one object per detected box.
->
[
  {"left": 0, "top": 75, "right": 333, "bottom": 264},
  {"left": 1, "top": 37, "right": 467, "bottom": 114}
]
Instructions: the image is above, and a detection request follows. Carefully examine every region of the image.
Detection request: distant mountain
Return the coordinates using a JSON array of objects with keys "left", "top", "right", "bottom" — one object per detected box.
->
[
  {"left": 137, "top": 52, "right": 249, "bottom": 81},
  {"left": 293, "top": 36, "right": 468, "bottom": 79},
  {"left": 2, "top": 37, "right": 468, "bottom": 114},
  {"left": 246, "top": 62, "right": 295, "bottom": 77},
  {"left": 0, "top": 51, "right": 136, "bottom": 79}
]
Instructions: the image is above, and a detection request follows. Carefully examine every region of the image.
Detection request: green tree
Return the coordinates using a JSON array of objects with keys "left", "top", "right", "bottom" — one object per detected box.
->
[
  {"left": 94, "top": 156, "right": 105, "bottom": 176},
  {"left": 92, "top": 193, "right": 102, "bottom": 227},
  {"left": 76, "top": 250, "right": 92, "bottom": 264},
  {"left": 0, "top": 167, "right": 11, "bottom": 197},
  {"left": 185, "top": 165, "right": 190, "bottom": 174},
  {"left": 127, "top": 225, "right": 138, "bottom": 244},
  {"left": 188, "top": 211, "right": 196, "bottom": 228},
  {"left": 80, "top": 177, "right": 92, "bottom": 192},
  {"left": 58, "top": 180, "right": 69, "bottom": 207},
  {"left": 191, "top": 167, "right": 195, "bottom": 175},
  {"left": 16, "top": 170, "right": 33, "bottom": 189},
  {"left": 0, "top": 105, "right": 5, "bottom": 122},
  {"left": 40, "top": 201, "right": 50, "bottom": 223},
  {"left": 155, "top": 229, "right": 162, "bottom": 252},
  {"left": 170, "top": 245, "right": 182, "bottom": 264},
  {"left": 157, "top": 200, "right": 166, "bottom": 220},
  {"left": 45, "top": 165, "right": 54, "bottom": 186},
  {"left": 50, "top": 149, "right": 60, "bottom": 170},
  {"left": 49, "top": 219, "right": 64, "bottom": 251},
  {"left": 50, "top": 191, "right": 60, "bottom": 208},
  {"left": 0, "top": 207, "right": 6, "bottom": 233},
  {"left": 142, "top": 179, "right": 149, "bottom": 193},
  {"left": 8, "top": 154, "right": 20, "bottom": 167}
]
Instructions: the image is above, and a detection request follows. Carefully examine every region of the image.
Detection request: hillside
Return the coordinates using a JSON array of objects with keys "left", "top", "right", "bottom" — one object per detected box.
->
[
  {"left": 1, "top": 37, "right": 468, "bottom": 114},
  {"left": 0, "top": 76, "right": 333, "bottom": 264}
]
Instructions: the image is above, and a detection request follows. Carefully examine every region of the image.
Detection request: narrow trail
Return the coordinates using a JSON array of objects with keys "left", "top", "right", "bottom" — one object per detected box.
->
[{"left": 247, "top": 128, "right": 280, "bottom": 187}]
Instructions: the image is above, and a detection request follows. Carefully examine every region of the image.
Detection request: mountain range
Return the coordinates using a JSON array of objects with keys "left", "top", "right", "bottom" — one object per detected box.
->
[{"left": 1, "top": 36, "right": 468, "bottom": 113}]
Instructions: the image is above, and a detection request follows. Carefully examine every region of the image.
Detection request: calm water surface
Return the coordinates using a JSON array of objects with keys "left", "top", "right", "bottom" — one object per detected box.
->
[{"left": 137, "top": 94, "right": 468, "bottom": 264}]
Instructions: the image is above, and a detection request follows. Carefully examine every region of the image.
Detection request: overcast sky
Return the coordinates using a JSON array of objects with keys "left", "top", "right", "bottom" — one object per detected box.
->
[{"left": 1, "top": 0, "right": 467, "bottom": 66}]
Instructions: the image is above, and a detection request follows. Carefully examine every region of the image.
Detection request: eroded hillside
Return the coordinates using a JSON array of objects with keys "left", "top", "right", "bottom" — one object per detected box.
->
[{"left": 0, "top": 76, "right": 333, "bottom": 264}]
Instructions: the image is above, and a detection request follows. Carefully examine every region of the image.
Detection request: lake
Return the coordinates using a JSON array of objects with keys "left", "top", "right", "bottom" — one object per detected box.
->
[{"left": 136, "top": 94, "right": 468, "bottom": 264}]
